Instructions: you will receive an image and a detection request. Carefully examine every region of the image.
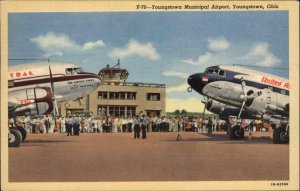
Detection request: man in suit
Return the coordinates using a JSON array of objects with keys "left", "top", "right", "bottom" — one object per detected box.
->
[
  {"left": 141, "top": 115, "right": 148, "bottom": 139},
  {"left": 133, "top": 115, "right": 140, "bottom": 139},
  {"left": 74, "top": 115, "right": 80, "bottom": 135},
  {"left": 65, "top": 116, "right": 73, "bottom": 136}
]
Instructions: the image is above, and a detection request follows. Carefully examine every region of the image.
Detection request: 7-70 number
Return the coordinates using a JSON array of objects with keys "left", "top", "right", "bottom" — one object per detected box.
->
[{"left": 136, "top": 5, "right": 147, "bottom": 9}]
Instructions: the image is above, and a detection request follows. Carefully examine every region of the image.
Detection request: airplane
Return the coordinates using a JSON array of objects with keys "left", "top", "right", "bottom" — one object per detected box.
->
[
  {"left": 8, "top": 62, "right": 101, "bottom": 147},
  {"left": 187, "top": 65, "right": 289, "bottom": 144}
]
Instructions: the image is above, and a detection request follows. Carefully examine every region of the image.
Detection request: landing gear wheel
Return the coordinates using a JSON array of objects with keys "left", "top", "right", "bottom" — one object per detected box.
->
[
  {"left": 229, "top": 125, "right": 245, "bottom": 140},
  {"left": 16, "top": 126, "right": 27, "bottom": 142},
  {"left": 8, "top": 129, "right": 22, "bottom": 147},
  {"left": 273, "top": 126, "right": 289, "bottom": 144}
]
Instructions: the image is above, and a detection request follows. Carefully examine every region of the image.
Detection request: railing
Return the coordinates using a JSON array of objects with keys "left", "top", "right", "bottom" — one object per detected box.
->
[{"left": 101, "top": 82, "right": 165, "bottom": 88}]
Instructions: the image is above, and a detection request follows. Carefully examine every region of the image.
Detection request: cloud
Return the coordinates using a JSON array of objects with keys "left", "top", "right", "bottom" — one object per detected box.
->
[
  {"left": 83, "top": 40, "right": 105, "bottom": 50},
  {"left": 257, "top": 55, "right": 281, "bottom": 67},
  {"left": 162, "top": 71, "right": 188, "bottom": 79},
  {"left": 42, "top": 51, "right": 63, "bottom": 58},
  {"left": 30, "top": 32, "right": 80, "bottom": 54},
  {"left": 166, "top": 97, "right": 211, "bottom": 113},
  {"left": 182, "top": 52, "right": 212, "bottom": 65},
  {"left": 239, "top": 42, "right": 281, "bottom": 67},
  {"left": 30, "top": 32, "right": 105, "bottom": 58},
  {"left": 208, "top": 37, "right": 230, "bottom": 51},
  {"left": 166, "top": 82, "right": 189, "bottom": 93},
  {"left": 109, "top": 39, "right": 161, "bottom": 61}
]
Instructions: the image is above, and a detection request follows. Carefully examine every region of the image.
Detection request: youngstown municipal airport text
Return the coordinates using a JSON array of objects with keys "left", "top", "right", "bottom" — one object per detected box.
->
[
  {"left": 137, "top": 4, "right": 265, "bottom": 11},
  {"left": 150, "top": 5, "right": 227, "bottom": 10}
]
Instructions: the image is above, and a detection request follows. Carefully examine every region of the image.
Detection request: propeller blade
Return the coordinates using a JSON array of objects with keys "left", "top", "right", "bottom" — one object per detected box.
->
[
  {"left": 238, "top": 99, "right": 246, "bottom": 119},
  {"left": 202, "top": 97, "right": 207, "bottom": 118},
  {"left": 201, "top": 97, "right": 207, "bottom": 129},
  {"left": 241, "top": 77, "right": 247, "bottom": 98},
  {"left": 238, "top": 78, "right": 247, "bottom": 120},
  {"left": 49, "top": 66, "right": 59, "bottom": 116}
]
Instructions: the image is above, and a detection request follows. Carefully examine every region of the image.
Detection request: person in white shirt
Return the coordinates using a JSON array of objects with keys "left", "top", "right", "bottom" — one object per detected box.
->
[
  {"left": 24, "top": 115, "right": 31, "bottom": 133},
  {"left": 60, "top": 117, "right": 66, "bottom": 133},
  {"left": 97, "top": 118, "right": 103, "bottom": 133},
  {"left": 113, "top": 117, "right": 118, "bottom": 133},
  {"left": 212, "top": 117, "right": 217, "bottom": 132},
  {"left": 92, "top": 117, "right": 98, "bottom": 133},
  {"left": 87, "top": 117, "right": 92, "bottom": 133}
]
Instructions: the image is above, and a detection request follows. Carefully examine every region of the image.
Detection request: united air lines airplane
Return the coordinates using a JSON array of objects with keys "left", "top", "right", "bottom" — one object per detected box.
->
[
  {"left": 187, "top": 65, "right": 289, "bottom": 144},
  {"left": 8, "top": 62, "right": 101, "bottom": 147}
]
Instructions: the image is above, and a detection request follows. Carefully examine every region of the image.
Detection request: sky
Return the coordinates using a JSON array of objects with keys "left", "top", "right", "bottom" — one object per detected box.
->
[{"left": 8, "top": 11, "right": 289, "bottom": 112}]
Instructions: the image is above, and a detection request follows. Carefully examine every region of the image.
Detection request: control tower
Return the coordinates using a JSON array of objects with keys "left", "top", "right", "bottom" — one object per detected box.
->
[{"left": 98, "top": 59, "right": 129, "bottom": 85}]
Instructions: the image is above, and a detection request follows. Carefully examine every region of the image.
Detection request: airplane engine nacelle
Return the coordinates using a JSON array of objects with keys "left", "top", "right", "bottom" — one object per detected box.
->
[
  {"left": 9, "top": 87, "right": 53, "bottom": 117},
  {"left": 245, "top": 88, "right": 289, "bottom": 117},
  {"left": 206, "top": 100, "right": 255, "bottom": 119}
]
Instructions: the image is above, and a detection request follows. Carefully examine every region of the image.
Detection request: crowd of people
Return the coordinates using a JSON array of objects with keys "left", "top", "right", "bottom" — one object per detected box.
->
[{"left": 9, "top": 115, "right": 228, "bottom": 138}]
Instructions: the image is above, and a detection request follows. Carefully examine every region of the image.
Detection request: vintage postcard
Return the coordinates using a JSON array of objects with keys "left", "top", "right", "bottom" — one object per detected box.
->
[{"left": 1, "top": 1, "right": 299, "bottom": 191}]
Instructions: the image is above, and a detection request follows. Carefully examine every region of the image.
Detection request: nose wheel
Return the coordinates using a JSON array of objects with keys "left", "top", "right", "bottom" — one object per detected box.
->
[{"left": 229, "top": 125, "right": 245, "bottom": 140}]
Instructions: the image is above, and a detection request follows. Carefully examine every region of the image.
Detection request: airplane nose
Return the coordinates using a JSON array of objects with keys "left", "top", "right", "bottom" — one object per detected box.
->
[
  {"left": 187, "top": 76, "right": 193, "bottom": 86},
  {"left": 95, "top": 76, "right": 101, "bottom": 86},
  {"left": 187, "top": 73, "right": 202, "bottom": 86},
  {"left": 187, "top": 73, "right": 206, "bottom": 94}
]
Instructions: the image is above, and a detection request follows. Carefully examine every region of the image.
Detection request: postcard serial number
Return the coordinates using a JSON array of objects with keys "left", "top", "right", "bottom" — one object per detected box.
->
[{"left": 271, "top": 182, "right": 288, "bottom": 186}]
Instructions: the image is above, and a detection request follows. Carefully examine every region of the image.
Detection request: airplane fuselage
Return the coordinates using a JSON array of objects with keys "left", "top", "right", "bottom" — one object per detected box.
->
[
  {"left": 8, "top": 62, "right": 101, "bottom": 103},
  {"left": 188, "top": 65, "right": 289, "bottom": 118}
]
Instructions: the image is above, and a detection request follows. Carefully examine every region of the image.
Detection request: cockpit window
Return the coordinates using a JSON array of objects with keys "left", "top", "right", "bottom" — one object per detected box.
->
[
  {"left": 74, "top": 67, "right": 84, "bottom": 74},
  {"left": 205, "top": 68, "right": 214, "bottom": 74},
  {"left": 66, "top": 68, "right": 74, "bottom": 75},
  {"left": 205, "top": 67, "right": 226, "bottom": 77},
  {"left": 65, "top": 67, "right": 84, "bottom": 75},
  {"left": 219, "top": 70, "right": 225, "bottom": 76}
]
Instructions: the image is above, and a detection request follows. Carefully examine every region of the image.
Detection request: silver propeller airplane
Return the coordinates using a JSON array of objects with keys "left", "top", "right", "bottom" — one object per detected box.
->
[
  {"left": 8, "top": 62, "right": 101, "bottom": 147},
  {"left": 187, "top": 65, "right": 289, "bottom": 144}
]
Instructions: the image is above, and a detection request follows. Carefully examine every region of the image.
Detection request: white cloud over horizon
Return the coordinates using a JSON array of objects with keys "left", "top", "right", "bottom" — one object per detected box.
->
[
  {"left": 208, "top": 37, "right": 230, "bottom": 51},
  {"left": 237, "top": 42, "right": 281, "bottom": 67},
  {"left": 182, "top": 52, "right": 213, "bottom": 65},
  {"left": 181, "top": 37, "right": 231, "bottom": 66},
  {"left": 162, "top": 71, "right": 188, "bottom": 79},
  {"left": 30, "top": 32, "right": 105, "bottom": 58},
  {"left": 166, "top": 82, "right": 189, "bottom": 93},
  {"left": 248, "top": 42, "right": 281, "bottom": 67},
  {"left": 109, "top": 39, "right": 161, "bottom": 61},
  {"left": 42, "top": 51, "right": 64, "bottom": 58},
  {"left": 83, "top": 40, "right": 106, "bottom": 50},
  {"left": 166, "top": 97, "right": 211, "bottom": 113}
]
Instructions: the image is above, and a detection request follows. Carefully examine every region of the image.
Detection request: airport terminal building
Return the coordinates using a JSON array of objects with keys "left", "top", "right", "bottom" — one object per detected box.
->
[{"left": 58, "top": 63, "right": 166, "bottom": 117}]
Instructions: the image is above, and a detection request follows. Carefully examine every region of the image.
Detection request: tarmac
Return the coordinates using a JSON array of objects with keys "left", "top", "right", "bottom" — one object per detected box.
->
[{"left": 9, "top": 131, "right": 289, "bottom": 182}]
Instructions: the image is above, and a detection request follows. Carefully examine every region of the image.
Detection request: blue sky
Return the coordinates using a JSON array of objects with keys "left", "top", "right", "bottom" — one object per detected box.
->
[{"left": 9, "top": 11, "right": 289, "bottom": 112}]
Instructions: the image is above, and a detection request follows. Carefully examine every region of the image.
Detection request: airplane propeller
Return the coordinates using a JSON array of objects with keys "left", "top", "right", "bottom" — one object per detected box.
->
[
  {"left": 238, "top": 77, "right": 247, "bottom": 120},
  {"left": 49, "top": 66, "right": 59, "bottom": 117},
  {"left": 201, "top": 97, "right": 207, "bottom": 128}
]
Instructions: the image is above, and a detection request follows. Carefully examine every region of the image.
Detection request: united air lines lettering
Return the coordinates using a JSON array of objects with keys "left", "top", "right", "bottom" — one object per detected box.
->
[
  {"left": 10, "top": 71, "right": 34, "bottom": 78},
  {"left": 283, "top": 82, "right": 290, "bottom": 89},
  {"left": 261, "top": 76, "right": 289, "bottom": 89}
]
